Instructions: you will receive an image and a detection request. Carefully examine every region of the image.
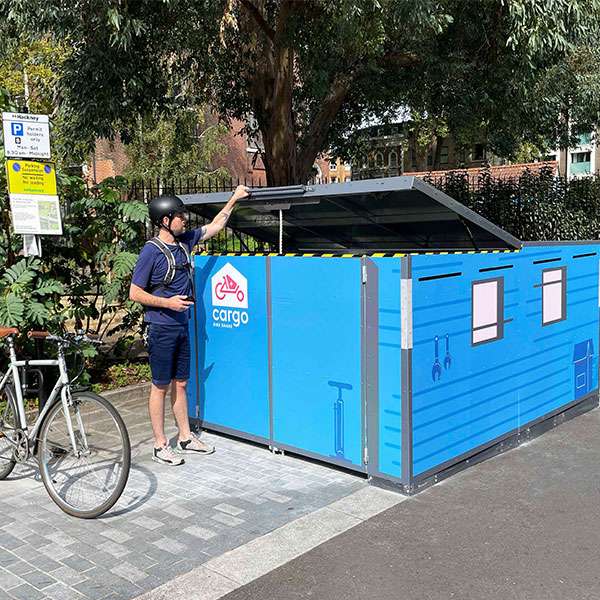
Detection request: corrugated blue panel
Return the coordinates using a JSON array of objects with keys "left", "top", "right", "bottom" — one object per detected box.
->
[
  {"left": 517, "top": 246, "right": 598, "bottom": 425},
  {"left": 371, "top": 258, "right": 402, "bottom": 478},
  {"left": 190, "top": 255, "right": 270, "bottom": 438},
  {"left": 411, "top": 246, "right": 599, "bottom": 476},
  {"left": 271, "top": 258, "right": 363, "bottom": 467}
]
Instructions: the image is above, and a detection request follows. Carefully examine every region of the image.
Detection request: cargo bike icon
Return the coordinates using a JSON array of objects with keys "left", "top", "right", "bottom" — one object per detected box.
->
[{"left": 215, "top": 274, "right": 245, "bottom": 303}]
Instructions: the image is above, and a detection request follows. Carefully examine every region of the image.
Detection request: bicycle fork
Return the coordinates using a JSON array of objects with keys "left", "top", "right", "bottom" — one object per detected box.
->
[{"left": 56, "top": 348, "right": 88, "bottom": 458}]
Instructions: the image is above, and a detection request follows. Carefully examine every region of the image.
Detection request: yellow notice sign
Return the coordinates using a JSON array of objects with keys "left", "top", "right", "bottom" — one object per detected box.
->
[{"left": 6, "top": 160, "right": 57, "bottom": 195}]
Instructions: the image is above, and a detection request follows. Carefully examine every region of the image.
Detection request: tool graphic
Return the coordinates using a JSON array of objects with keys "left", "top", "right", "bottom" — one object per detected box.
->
[
  {"left": 444, "top": 334, "right": 452, "bottom": 370},
  {"left": 328, "top": 380, "right": 352, "bottom": 458},
  {"left": 432, "top": 336, "right": 442, "bottom": 382}
]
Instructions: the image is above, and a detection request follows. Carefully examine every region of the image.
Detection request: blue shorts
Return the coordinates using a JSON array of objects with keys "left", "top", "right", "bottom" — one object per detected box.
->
[{"left": 147, "top": 324, "right": 191, "bottom": 385}]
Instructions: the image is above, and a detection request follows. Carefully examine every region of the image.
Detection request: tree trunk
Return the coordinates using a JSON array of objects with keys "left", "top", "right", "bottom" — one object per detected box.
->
[{"left": 261, "top": 46, "right": 298, "bottom": 186}]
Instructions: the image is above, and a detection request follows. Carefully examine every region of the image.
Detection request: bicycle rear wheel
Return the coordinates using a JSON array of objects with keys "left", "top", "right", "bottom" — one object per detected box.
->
[
  {"left": 0, "top": 384, "right": 17, "bottom": 480},
  {"left": 37, "top": 391, "right": 131, "bottom": 518}
]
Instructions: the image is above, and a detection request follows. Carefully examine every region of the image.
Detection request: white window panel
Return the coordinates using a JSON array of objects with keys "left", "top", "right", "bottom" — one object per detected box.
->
[
  {"left": 542, "top": 268, "right": 565, "bottom": 325},
  {"left": 543, "top": 270, "right": 562, "bottom": 284},
  {"left": 473, "top": 280, "right": 498, "bottom": 327},
  {"left": 473, "top": 325, "right": 498, "bottom": 344}
]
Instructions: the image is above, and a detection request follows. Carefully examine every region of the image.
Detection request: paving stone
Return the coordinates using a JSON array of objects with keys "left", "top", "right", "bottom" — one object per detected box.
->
[
  {"left": 0, "top": 551, "right": 19, "bottom": 568},
  {"left": 99, "top": 528, "right": 132, "bottom": 544},
  {"left": 96, "top": 540, "right": 131, "bottom": 559},
  {"left": 0, "top": 392, "right": 370, "bottom": 600},
  {"left": 120, "top": 552, "right": 156, "bottom": 571},
  {"left": 214, "top": 503, "right": 245, "bottom": 517},
  {"left": 27, "top": 555, "right": 62, "bottom": 573},
  {"left": 152, "top": 538, "right": 187, "bottom": 555},
  {"left": 162, "top": 504, "right": 194, "bottom": 519},
  {"left": 43, "top": 581, "right": 86, "bottom": 600},
  {"left": 211, "top": 513, "right": 245, "bottom": 527},
  {"left": 5, "top": 560, "right": 34, "bottom": 576},
  {"left": 45, "top": 532, "right": 77, "bottom": 547},
  {"left": 0, "top": 534, "right": 25, "bottom": 551},
  {"left": 110, "top": 562, "right": 147, "bottom": 583},
  {"left": 37, "top": 544, "right": 73, "bottom": 562},
  {"left": 49, "top": 566, "right": 86, "bottom": 586},
  {"left": 72, "top": 578, "right": 112, "bottom": 600},
  {"left": 7, "top": 582, "right": 45, "bottom": 600},
  {"left": 19, "top": 569, "right": 57, "bottom": 590},
  {"left": 131, "top": 516, "right": 163, "bottom": 531},
  {"left": 182, "top": 525, "right": 218, "bottom": 541},
  {"left": 58, "top": 556, "right": 94, "bottom": 573},
  {"left": 0, "top": 566, "right": 23, "bottom": 590}
]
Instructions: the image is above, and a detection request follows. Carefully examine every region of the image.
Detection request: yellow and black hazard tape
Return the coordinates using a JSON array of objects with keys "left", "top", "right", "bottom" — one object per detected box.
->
[{"left": 196, "top": 248, "right": 520, "bottom": 258}]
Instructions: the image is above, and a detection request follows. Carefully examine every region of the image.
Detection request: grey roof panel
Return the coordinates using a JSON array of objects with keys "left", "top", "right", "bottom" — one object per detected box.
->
[{"left": 179, "top": 176, "right": 522, "bottom": 252}]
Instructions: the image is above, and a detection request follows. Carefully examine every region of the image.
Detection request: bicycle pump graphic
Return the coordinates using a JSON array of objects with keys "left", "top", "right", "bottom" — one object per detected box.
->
[{"left": 328, "top": 380, "right": 352, "bottom": 459}]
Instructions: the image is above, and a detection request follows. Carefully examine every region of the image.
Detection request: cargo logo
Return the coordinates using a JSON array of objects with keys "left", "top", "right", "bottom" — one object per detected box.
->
[{"left": 211, "top": 263, "right": 249, "bottom": 328}]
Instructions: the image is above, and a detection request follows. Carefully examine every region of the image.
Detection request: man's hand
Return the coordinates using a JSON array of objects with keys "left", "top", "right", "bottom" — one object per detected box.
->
[
  {"left": 231, "top": 185, "right": 250, "bottom": 203},
  {"left": 164, "top": 295, "right": 194, "bottom": 312},
  {"left": 201, "top": 185, "right": 251, "bottom": 242}
]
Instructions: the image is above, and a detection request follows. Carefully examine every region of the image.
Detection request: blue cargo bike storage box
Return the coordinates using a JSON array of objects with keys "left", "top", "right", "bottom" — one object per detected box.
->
[{"left": 181, "top": 177, "right": 600, "bottom": 492}]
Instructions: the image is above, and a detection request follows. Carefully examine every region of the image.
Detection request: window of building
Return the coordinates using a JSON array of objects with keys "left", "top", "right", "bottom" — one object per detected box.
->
[
  {"left": 440, "top": 146, "right": 449, "bottom": 165},
  {"left": 329, "top": 160, "right": 338, "bottom": 171},
  {"left": 330, "top": 176, "right": 338, "bottom": 184},
  {"left": 572, "top": 151, "right": 591, "bottom": 163},
  {"left": 389, "top": 151, "right": 398, "bottom": 167},
  {"left": 375, "top": 152, "right": 384, "bottom": 167},
  {"left": 473, "top": 144, "right": 486, "bottom": 161},
  {"left": 541, "top": 267, "right": 566, "bottom": 325},
  {"left": 472, "top": 278, "right": 504, "bottom": 345}
]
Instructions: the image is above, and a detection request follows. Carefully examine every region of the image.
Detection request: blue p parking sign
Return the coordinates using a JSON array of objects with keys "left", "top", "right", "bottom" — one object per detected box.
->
[{"left": 11, "top": 122, "right": 23, "bottom": 137}]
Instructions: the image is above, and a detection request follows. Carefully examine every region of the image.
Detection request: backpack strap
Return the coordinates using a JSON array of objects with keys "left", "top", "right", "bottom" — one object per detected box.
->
[
  {"left": 145, "top": 237, "right": 193, "bottom": 294},
  {"left": 146, "top": 237, "right": 176, "bottom": 292}
]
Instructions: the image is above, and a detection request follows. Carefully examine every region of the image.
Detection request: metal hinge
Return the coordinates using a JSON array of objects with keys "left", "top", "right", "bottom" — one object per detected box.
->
[
  {"left": 363, "top": 447, "right": 369, "bottom": 464},
  {"left": 361, "top": 264, "right": 368, "bottom": 284}
]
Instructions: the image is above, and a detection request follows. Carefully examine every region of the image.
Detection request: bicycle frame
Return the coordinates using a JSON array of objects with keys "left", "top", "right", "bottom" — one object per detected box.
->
[{"left": 0, "top": 336, "right": 80, "bottom": 455}]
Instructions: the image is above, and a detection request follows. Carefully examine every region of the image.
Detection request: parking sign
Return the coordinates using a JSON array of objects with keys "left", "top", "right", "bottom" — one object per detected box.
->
[{"left": 2, "top": 112, "right": 51, "bottom": 159}]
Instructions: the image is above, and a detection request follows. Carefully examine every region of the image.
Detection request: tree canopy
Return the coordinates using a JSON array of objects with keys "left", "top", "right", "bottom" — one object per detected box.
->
[{"left": 3, "top": 0, "right": 600, "bottom": 184}]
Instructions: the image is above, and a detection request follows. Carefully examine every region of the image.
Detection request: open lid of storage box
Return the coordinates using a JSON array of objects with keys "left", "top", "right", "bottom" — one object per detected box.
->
[{"left": 179, "top": 176, "right": 522, "bottom": 253}]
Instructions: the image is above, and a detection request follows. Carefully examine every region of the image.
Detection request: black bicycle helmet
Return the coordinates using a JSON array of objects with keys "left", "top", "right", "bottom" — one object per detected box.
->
[{"left": 148, "top": 195, "right": 186, "bottom": 228}]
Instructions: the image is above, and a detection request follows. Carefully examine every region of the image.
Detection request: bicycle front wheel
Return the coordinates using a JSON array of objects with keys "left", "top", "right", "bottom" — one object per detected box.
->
[{"left": 37, "top": 391, "right": 131, "bottom": 518}]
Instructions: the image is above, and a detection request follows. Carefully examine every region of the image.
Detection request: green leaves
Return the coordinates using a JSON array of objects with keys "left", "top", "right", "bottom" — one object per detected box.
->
[
  {"left": 119, "top": 201, "right": 148, "bottom": 223},
  {"left": 3, "top": 258, "right": 40, "bottom": 288},
  {"left": 35, "top": 280, "right": 65, "bottom": 296},
  {"left": 112, "top": 251, "right": 138, "bottom": 278},
  {"left": 0, "top": 293, "right": 24, "bottom": 327}
]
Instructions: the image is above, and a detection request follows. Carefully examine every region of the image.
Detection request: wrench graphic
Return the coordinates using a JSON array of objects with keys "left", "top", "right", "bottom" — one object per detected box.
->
[{"left": 432, "top": 336, "right": 442, "bottom": 382}]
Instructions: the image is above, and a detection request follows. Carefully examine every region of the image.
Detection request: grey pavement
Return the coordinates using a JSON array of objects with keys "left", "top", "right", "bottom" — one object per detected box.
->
[
  {"left": 0, "top": 389, "right": 368, "bottom": 600},
  {"left": 220, "top": 407, "right": 600, "bottom": 600}
]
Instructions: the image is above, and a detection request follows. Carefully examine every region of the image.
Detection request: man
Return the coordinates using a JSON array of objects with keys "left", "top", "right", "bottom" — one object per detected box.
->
[{"left": 130, "top": 185, "right": 250, "bottom": 465}]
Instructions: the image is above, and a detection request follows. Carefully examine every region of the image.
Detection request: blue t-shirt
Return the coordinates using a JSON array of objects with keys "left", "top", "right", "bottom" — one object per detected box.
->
[{"left": 131, "top": 227, "right": 205, "bottom": 325}]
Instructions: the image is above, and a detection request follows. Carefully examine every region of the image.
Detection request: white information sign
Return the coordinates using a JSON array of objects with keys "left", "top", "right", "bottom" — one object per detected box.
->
[
  {"left": 2, "top": 112, "right": 51, "bottom": 159},
  {"left": 9, "top": 194, "right": 63, "bottom": 235}
]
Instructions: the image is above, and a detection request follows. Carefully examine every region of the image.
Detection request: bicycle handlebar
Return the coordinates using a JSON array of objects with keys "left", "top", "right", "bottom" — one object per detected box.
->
[{"left": 27, "top": 330, "right": 103, "bottom": 347}]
